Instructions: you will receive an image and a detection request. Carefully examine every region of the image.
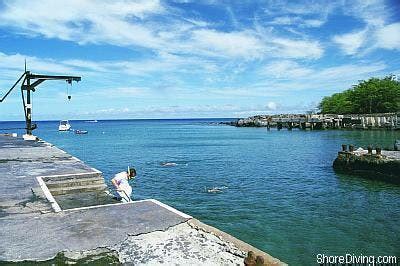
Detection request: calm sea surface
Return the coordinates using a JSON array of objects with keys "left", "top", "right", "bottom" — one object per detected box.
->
[{"left": 1, "top": 119, "right": 400, "bottom": 265}]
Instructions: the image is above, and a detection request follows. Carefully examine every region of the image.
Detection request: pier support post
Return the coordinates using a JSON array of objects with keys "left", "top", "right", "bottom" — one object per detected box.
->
[
  {"left": 367, "top": 146, "right": 372, "bottom": 155},
  {"left": 376, "top": 147, "right": 382, "bottom": 155},
  {"left": 342, "top": 144, "right": 347, "bottom": 152},
  {"left": 349, "top": 145, "right": 354, "bottom": 152}
]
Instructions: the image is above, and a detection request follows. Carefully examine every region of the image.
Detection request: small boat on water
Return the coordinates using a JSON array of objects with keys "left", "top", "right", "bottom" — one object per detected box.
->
[
  {"left": 59, "top": 120, "right": 71, "bottom": 131},
  {"left": 86, "top": 120, "right": 98, "bottom": 123},
  {"left": 75, "top": 129, "right": 88, "bottom": 134}
]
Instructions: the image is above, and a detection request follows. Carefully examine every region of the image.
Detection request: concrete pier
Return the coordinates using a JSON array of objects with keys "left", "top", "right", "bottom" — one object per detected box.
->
[
  {"left": 0, "top": 135, "right": 285, "bottom": 265},
  {"left": 333, "top": 144, "right": 400, "bottom": 183}
]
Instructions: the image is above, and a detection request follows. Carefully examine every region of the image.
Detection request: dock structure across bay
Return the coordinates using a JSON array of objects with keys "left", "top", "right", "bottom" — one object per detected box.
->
[
  {"left": 0, "top": 134, "right": 285, "bottom": 265},
  {"left": 233, "top": 112, "right": 400, "bottom": 130}
]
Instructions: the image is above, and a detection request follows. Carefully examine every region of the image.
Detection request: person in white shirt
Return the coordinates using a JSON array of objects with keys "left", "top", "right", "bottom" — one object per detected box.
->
[{"left": 111, "top": 167, "right": 136, "bottom": 202}]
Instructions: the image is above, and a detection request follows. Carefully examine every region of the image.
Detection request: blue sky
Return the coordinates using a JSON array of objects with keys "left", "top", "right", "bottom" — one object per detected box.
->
[{"left": 0, "top": 0, "right": 399, "bottom": 120}]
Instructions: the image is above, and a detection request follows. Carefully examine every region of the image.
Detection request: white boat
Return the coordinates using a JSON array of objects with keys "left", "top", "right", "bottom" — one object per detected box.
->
[{"left": 59, "top": 120, "right": 71, "bottom": 131}]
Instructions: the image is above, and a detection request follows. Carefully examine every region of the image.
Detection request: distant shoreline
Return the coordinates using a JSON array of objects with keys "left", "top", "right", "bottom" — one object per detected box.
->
[{"left": 0, "top": 117, "right": 237, "bottom": 123}]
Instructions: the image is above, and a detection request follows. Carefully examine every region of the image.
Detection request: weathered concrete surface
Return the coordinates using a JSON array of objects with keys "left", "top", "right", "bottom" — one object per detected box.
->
[
  {"left": 117, "top": 222, "right": 245, "bottom": 265},
  {"left": 0, "top": 200, "right": 187, "bottom": 262},
  {"left": 0, "top": 135, "right": 100, "bottom": 216}
]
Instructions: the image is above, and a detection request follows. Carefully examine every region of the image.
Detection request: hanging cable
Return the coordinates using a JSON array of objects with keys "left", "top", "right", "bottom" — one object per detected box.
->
[{"left": 67, "top": 79, "right": 72, "bottom": 100}]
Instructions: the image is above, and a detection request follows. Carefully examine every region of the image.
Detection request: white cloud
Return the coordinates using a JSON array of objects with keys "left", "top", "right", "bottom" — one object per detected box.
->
[
  {"left": 331, "top": 0, "right": 400, "bottom": 55},
  {"left": 375, "top": 23, "right": 400, "bottom": 50},
  {"left": 0, "top": 0, "right": 165, "bottom": 50},
  {"left": 266, "top": 101, "right": 277, "bottom": 110},
  {"left": 261, "top": 60, "right": 313, "bottom": 78},
  {"left": 332, "top": 29, "right": 367, "bottom": 55},
  {"left": 190, "top": 29, "right": 267, "bottom": 59},
  {"left": 333, "top": 22, "right": 400, "bottom": 55},
  {"left": 303, "top": 19, "right": 324, "bottom": 28},
  {"left": 264, "top": 0, "right": 334, "bottom": 29},
  {"left": 270, "top": 16, "right": 294, "bottom": 25},
  {"left": 316, "top": 63, "right": 386, "bottom": 82},
  {"left": 1, "top": 1, "right": 398, "bottom": 120},
  {"left": 269, "top": 38, "right": 323, "bottom": 59},
  {"left": 0, "top": 0, "right": 165, "bottom": 48},
  {"left": 0, "top": 50, "right": 220, "bottom": 80},
  {"left": 81, "top": 103, "right": 292, "bottom": 118},
  {"left": 255, "top": 61, "right": 387, "bottom": 93},
  {"left": 0, "top": 52, "right": 77, "bottom": 74},
  {"left": 76, "top": 86, "right": 150, "bottom": 98},
  {"left": 0, "top": 0, "right": 327, "bottom": 60},
  {"left": 264, "top": 0, "right": 336, "bottom": 16},
  {"left": 344, "top": 0, "right": 388, "bottom": 27},
  {"left": 208, "top": 87, "right": 281, "bottom": 98},
  {"left": 269, "top": 16, "right": 325, "bottom": 28}
]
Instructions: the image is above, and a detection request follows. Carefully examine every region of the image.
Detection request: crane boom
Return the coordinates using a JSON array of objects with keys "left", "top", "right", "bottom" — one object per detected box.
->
[{"left": 0, "top": 70, "right": 81, "bottom": 136}]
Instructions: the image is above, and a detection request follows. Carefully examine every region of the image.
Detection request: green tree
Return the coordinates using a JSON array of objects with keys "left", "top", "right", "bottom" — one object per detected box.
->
[{"left": 319, "top": 75, "right": 400, "bottom": 114}]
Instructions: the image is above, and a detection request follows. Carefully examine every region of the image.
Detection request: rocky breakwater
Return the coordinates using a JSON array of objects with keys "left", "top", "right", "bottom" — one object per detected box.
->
[
  {"left": 333, "top": 143, "right": 400, "bottom": 183},
  {"left": 230, "top": 112, "right": 400, "bottom": 130}
]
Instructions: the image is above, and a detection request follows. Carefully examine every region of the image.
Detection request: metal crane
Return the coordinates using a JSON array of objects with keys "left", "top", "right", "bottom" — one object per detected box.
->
[{"left": 1, "top": 67, "right": 81, "bottom": 138}]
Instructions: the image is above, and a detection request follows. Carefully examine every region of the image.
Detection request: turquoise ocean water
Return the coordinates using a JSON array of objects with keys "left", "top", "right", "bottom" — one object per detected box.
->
[{"left": 1, "top": 119, "right": 399, "bottom": 265}]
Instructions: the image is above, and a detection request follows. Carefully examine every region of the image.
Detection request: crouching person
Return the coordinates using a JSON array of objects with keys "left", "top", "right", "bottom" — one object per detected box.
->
[{"left": 111, "top": 167, "right": 136, "bottom": 202}]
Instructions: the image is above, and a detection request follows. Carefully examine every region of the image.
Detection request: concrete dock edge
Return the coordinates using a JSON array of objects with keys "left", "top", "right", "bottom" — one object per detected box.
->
[{"left": 187, "top": 219, "right": 287, "bottom": 266}]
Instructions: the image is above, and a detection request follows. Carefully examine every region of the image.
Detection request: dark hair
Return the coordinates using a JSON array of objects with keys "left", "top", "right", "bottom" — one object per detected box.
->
[{"left": 128, "top": 167, "right": 136, "bottom": 178}]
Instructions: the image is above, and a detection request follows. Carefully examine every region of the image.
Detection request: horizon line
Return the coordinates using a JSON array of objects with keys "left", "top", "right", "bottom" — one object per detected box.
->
[{"left": 0, "top": 117, "right": 239, "bottom": 123}]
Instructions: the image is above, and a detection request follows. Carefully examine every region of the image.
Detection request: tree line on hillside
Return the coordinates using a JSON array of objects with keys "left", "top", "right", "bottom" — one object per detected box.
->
[{"left": 319, "top": 75, "right": 400, "bottom": 114}]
